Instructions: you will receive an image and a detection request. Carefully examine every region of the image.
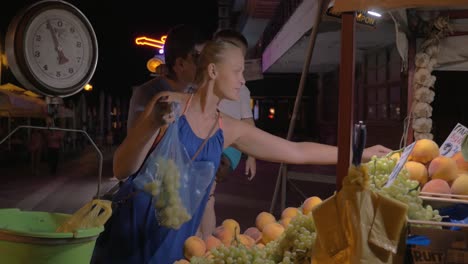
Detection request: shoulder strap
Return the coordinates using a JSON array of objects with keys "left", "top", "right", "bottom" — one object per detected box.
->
[
  {"left": 191, "top": 110, "right": 220, "bottom": 161},
  {"left": 182, "top": 94, "right": 194, "bottom": 115}
]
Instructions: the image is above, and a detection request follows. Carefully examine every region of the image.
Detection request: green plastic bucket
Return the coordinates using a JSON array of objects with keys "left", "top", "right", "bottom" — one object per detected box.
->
[{"left": 0, "top": 208, "right": 104, "bottom": 264}]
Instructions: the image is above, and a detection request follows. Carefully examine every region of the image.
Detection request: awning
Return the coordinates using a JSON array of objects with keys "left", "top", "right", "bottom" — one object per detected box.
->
[
  {"left": 0, "top": 84, "right": 46, "bottom": 118},
  {"left": 0, "top": 83, "right": 73, "bottom": 118},
  {"left": 334, "top": 0, "right": 468, "bottom": 12}
]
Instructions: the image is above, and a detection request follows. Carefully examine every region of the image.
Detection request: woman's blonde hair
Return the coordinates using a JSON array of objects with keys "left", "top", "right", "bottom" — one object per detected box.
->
[{"left": 194, "top": 39, "right": 241, "bottom": 84}]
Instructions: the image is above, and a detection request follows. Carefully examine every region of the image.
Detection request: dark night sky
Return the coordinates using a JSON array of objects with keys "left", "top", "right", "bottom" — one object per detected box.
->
[{"left": 1, "top": 0, "right": 219, "bottom": 98}]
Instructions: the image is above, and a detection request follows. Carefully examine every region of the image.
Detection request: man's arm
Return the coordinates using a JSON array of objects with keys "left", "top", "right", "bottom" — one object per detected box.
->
[
  {"left": 240, "top": 86, "right": 256, "bottom": 179},
  {"left": 127, "top": 78, "right": 166, "bottom": 133},
  {"left": 127, "top": 86, "right": 148, "bottom": 134}
]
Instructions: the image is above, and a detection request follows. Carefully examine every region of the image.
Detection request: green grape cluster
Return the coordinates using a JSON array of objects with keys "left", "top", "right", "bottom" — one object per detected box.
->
[
  {"left": 268, "top": 212, "right": 316, "bottom": 264},
  {"left": 190, "top": 244, "right": 274, "bottom": 264},
  {"left": 153, "top": 157, "right": 191, "bottom": 229},
  {"left": 366, "top": 156, "right": 442, "bottom": 223},
  {"left": 187, "top": 212, "right": 317, "bottom": 264}
]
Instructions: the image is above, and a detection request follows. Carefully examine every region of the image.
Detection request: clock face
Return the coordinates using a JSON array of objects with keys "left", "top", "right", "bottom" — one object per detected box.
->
[
  {"left": 5, "top": 0, "right": 98, "bottom": 97},
  {"left": 24, "top": 9, "right": 93, "bottom": 90}
]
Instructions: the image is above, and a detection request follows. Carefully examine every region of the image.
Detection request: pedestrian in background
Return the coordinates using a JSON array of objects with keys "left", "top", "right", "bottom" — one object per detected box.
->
[{"left": 29, "top": 129, "right": 44, "bottom": 175}]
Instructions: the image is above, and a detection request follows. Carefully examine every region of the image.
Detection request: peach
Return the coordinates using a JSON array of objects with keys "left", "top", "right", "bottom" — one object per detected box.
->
[
  {"left": 183, "top": 236, "right": 206, "bottom": 260},
  {"left": 421, "top": 179, "right": 451, "bottom": 194},
  {"left": 256, "top": 243, "right": 265, "bottom": 249},
  {"left": 243, "top": 227, "right": 262, "bottom": 243},
  {"left": 204, "top": 235, "right": 222, "bottom": 251},
  {"left": 281, "top": 207, "right": 299, "bottom": 220},
  {"left": 404, "top": 161, "right": 428, "bottom": 185},
  {"left": 238, "top": 234, "right": 256, "bottom": 248},
  {"left": 261, "top": 222, "right": 284, "bottom": 244},
  {"left": 451, "top": 174, "right": 468, "bottom": 196},
  {"left": 279, "top": 217, "right": 292, "bottom": 228},
  {"left": 451, "top": 152, "right": 468, "bottom": 173},
  {"left": 213, "top": 226, "right": 235, "bottom": 246},
  {"left": 174, "top": 259, "right": 190, "bottom": 264},
  {"left": 302, "top": 196, "right": 322, "bottom": 215},
  {"left": 255, "top": 212, "right": 276, "bottom": 232},
  {"left": 222, "top": 219, "right": 241, "bottom": 236},
  {"left": 390, "top": 152, "right": 401, "bottom": 162},
  {"left": 409, "top": 139, "right": 439, "bottom": 164},
  {"left": 428, "top": 156, "right": 458, "bottom": 183}
]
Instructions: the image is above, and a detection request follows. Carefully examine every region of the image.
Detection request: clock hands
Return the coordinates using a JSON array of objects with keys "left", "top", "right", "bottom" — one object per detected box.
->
[{"left": 46, "top": 20, "right": 69, "bottom": 65}]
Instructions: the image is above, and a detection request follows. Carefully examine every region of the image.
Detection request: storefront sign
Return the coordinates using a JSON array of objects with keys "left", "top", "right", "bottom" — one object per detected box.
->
[
  {"left": 440, "top": 123, "right": 468, "bottom": 157},
  {"left": 135, "top": 35, "right": 167, "bottom": 49},
  {"left": 326, "top": 7, "right": 377, "bottom": 27}
]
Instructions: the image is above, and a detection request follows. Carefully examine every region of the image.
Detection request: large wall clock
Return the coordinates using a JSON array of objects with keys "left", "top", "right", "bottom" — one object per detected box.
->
[{"left": 5, "top": 0, "right": 98, "bottom": 97}]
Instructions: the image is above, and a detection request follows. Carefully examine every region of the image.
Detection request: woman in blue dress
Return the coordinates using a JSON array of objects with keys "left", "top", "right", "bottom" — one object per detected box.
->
[{"left": 93, "top": 39, "right": 391, "bottom": 264}]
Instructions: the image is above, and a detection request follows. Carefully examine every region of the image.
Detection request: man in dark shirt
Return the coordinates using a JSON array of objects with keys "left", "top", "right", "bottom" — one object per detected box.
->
[{"left": 127, "top": 24, "right": 207, "bottom": 132}]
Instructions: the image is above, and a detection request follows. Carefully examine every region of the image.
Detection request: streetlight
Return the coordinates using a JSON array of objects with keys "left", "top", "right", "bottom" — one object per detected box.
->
[
  {"left": 84, "top": 83, "right": 93, "bottom": 91},
  {"left": 147, "top": 57, "right": 163, "bottom": 73}
]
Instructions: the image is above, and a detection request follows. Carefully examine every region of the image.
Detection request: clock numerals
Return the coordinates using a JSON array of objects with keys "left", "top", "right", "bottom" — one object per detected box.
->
[
  {"left": 77, "top": 57, "right": 82, "bottom": 63},
  {"left": 35, "top": 35, "right": 42, "bottom": 42},
  {"left": 34, "top": 51, "right": 40, "bottom": 57},
  {"left": 57, "top": 20, "right": 63, "bottom": 27},
  {"left": 68, "top": 68, "right": 74, "bottom": 74},
  {"left": 43, "top": 65, "right": 48, "bottom": 71},
  {"left": 76, "top": 41, "right": 82, "bottom": 48},
  {"left": 56, "top": 71, "right": 61, "bottom": 77},
  {"left": 70, "top": 27, "right": 75, "bottom": 33}
]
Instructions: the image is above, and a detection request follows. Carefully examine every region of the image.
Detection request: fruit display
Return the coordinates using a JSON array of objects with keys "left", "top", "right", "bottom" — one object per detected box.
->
[
  {"left": 174, "top": 197, "right": 322, "bottom": 264},
  {"left": 367, "top": 138, "right": 468, "bottom": 222},
  {"left": 398, "top": 139, "right": 468, "bottom": 197},
  {"left": 172, "top": 138, "right": 468, "bottom": 263}
]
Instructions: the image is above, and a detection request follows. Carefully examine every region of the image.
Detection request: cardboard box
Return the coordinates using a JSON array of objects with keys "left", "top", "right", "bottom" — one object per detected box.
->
[{"left": 406, "top": 226, "right": 468, "bottom": 264}]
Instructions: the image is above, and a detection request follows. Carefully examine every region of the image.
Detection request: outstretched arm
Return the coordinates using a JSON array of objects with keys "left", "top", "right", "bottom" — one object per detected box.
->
[{"left": 224, "top": 118, "right": 390, "bottom": 165}]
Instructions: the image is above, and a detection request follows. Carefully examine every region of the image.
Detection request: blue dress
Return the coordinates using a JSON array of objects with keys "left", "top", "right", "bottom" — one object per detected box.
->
[{"left": 92, "top": 116, "right": 223, "bottom": 264}]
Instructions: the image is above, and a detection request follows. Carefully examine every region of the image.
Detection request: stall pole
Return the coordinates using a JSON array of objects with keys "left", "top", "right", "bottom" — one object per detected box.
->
[
  {"left": 269, "top": 0, "right": 326, "bottom": 213},
  {"left": 336, "top": 12, "right": 356, "bottom": 190},
  {"left": 405, "top": 36, "right": 416, "bottom": 146}
]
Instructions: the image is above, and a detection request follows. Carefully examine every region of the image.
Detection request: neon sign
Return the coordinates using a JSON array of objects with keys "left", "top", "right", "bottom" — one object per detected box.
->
[{"left": 135, "top": 35, "right": 167, "bottom": 49}]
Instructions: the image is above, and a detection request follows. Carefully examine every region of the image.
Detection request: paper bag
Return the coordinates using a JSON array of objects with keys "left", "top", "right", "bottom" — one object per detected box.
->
[{"left": 312, "top": 166, "right": 408, "bottom": 264}]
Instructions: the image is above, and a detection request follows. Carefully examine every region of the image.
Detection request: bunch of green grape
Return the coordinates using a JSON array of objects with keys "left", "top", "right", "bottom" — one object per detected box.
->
[
  {"left": 263, "top": 212, "right": 316, "bottom": 264},
  {"left": 190, "top": 244, "right": 274, "bottom": 264},
  {"left": 189, "top": 212, "right": 317, "bottom": 264},
  {"left": 153, "top": 157, "right": 191, "bottom": 229},
  {"left": 365, "top": 156, "right": 442, "bottom": 222}
]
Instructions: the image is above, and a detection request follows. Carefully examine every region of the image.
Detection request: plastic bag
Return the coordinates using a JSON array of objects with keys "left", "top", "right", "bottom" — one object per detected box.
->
[{"left": 133, "top": 104, "right": 215, "bottom": 229}]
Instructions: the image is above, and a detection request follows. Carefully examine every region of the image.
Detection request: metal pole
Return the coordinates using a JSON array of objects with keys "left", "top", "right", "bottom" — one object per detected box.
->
[
  {"left": 270, "top": 0, "right": 327, "bottom": 214},
  {"left": 0, "top": 125, "right": 104, "bottom": 199}
]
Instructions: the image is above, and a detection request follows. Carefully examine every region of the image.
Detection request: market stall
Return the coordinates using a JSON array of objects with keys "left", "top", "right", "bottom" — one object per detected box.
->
[{"left": 169, "top": 1, "right": 468, "bottom": 263}]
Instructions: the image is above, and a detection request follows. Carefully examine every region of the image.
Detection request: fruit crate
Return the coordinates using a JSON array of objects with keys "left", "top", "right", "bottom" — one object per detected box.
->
[{"left": 405, "top": 194, "right": 468, "bottom": 264}]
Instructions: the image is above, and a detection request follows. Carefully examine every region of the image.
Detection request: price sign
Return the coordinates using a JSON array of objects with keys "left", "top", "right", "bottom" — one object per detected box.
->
[
  {"left": 385, "top": 142, "right": 416, "bottom": 187},
  {"left": 440, "top": 123, "right": 468, "bottom": 157}
]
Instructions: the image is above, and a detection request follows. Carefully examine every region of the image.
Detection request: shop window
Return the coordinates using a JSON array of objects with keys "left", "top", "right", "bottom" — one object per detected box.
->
[{"left": 363, "top": 46, "right": 403, "bottom": 121}]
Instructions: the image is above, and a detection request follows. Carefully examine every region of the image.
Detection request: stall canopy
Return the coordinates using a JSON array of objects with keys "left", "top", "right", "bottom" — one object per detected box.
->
[
  {"left": 0, "top": 83, "right": 73, "bottom": 118},
  {"left": 334, "top": 0, "right": 468, "bottom": 12},
  {"left": 0, "top": 83, "right": 45, "bottom": 118}
]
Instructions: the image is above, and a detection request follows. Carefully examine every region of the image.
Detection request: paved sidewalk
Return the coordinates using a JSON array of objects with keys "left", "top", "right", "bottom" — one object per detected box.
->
[
  {"left": 0, "top": 145, "right": 338, "bottom": 230},
  {"left": 0, "top": 146, "right": 118, "bottom": 214}
]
